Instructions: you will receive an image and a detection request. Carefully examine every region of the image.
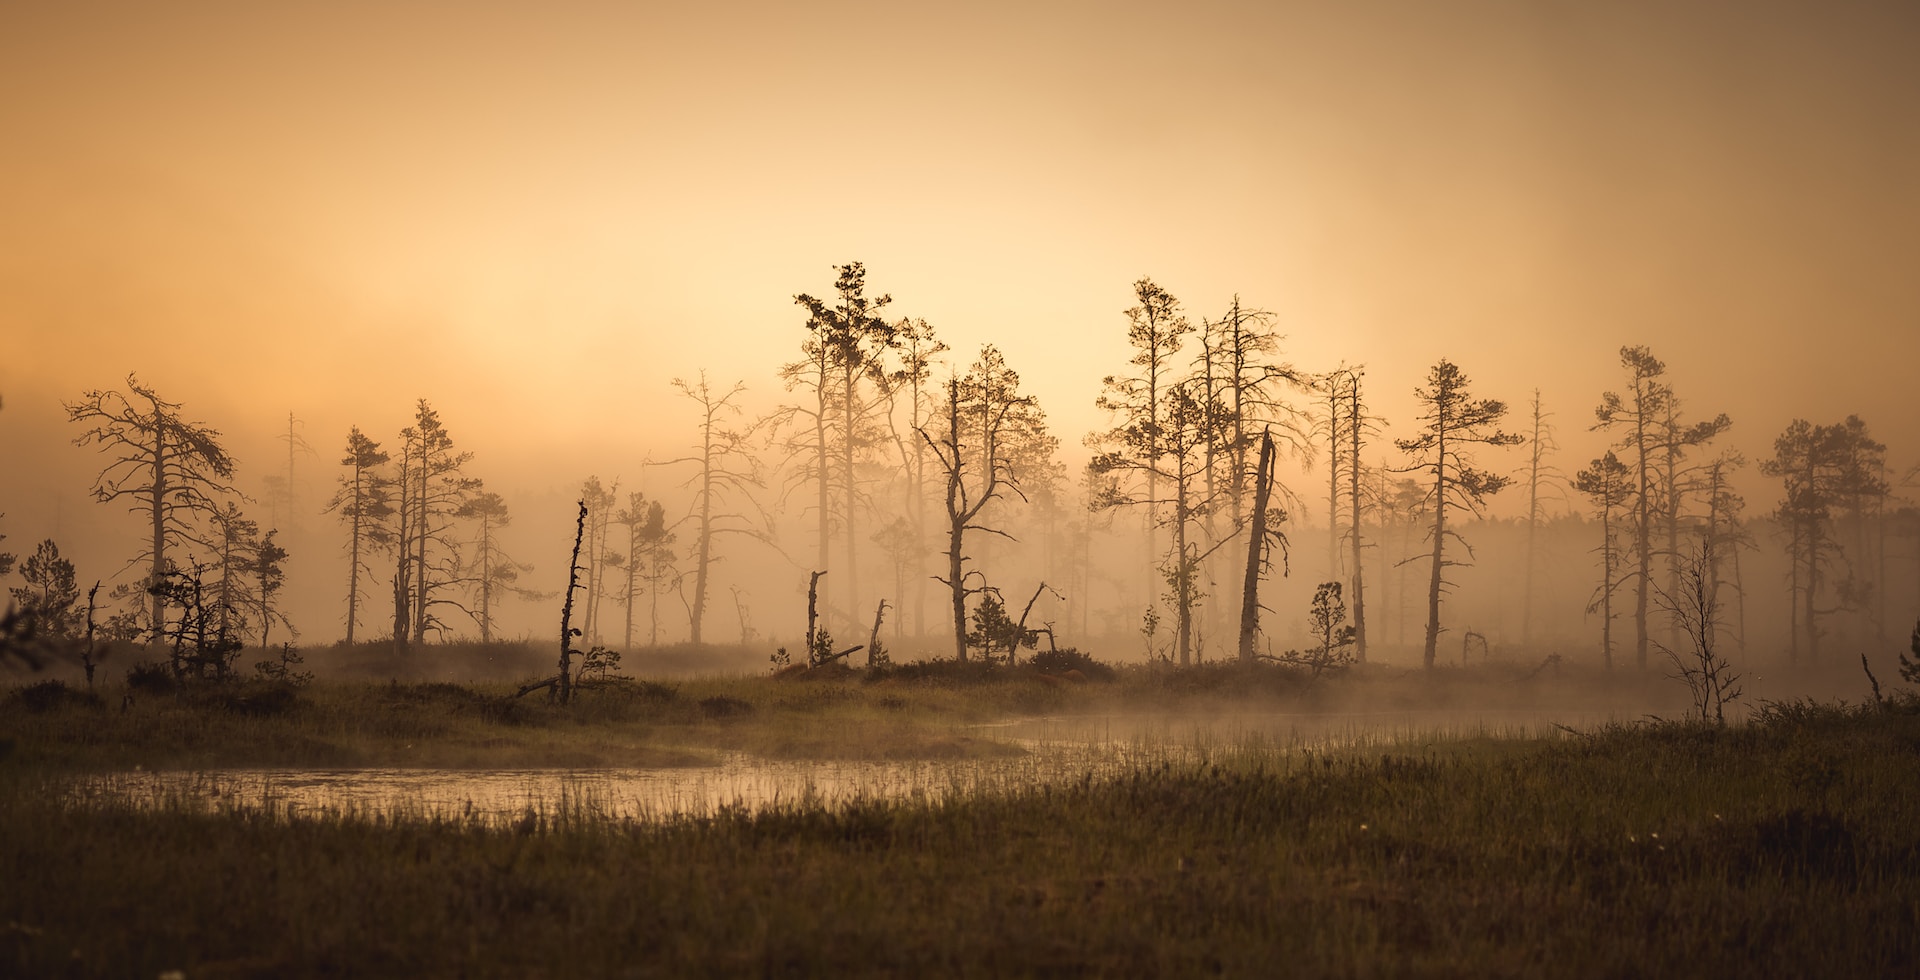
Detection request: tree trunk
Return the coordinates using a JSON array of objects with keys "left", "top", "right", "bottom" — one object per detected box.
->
[
  {"left": 691, "top": 423, "right": 714, "bottom": 645},
  {"left": 868, "top": 599, "right": 888, "bottom": 668},
  {"left": 1600, "top": 500, "right": 1613, "bottom": 670},
  {"left": 1523, "top": 390, "right": 1543, "bottom": 649},
  {"left": 557, "top": 502, "right": 587, "bottom": 704},
  {"left": 816, "top": 360, "right": 832, "bottom": 628},
  {"left": 1633, "top": 385, "right": 1650, "bottom": 670},
  {"left": 1237, "top": 431, "right": 1277, "bottom": 663},
  {"left": 149, "top": 431, "right": 168, "bottom": 642},
  {"left": 345, "top": 463, "right": 361, "bottom": 646},
  {"left": 1423, "top": 423, "right": 1447, "bottom": 669},
  {"left": 1348, "top": 376, "right": 1367, "bottom": 664}
]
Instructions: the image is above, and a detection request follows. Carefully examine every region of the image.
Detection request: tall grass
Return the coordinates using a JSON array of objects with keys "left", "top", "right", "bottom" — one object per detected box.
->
[{"left": 3, "top": 700, "right": 1917, "bottom": 977}]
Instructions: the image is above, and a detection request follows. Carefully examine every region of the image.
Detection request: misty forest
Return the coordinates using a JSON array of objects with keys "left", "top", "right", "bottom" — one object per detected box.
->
[
  {"left": 5, "top": 2, "right": 1920, "bottom": 977},
  {"left": 7, "top": 265, "right": 1919, "bottom": 976}
]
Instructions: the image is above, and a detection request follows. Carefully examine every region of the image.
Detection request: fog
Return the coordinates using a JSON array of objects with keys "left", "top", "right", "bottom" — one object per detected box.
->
[{"left": 2, "top": 0, "right": 1917, "bottom": 681}]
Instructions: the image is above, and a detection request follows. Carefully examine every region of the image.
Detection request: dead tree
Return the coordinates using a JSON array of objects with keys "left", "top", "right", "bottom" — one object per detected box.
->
[
  {"left": 866, "top": 598, "right": 889, "bottom": 668},
  {"left": 556, "top": 501, "right": 588, "bottom": 704},
  {"left": 666, "top": 373, "right": 771, "bottom": 646},
  {"left": 921, "top": 349, "right": 1044, "bottom": 662},
  {"left": 1010, "top": 582, "right": 1063, "bottom": 665},
  {"left": 66, "top": 375, "right": 238, "bottom": 641},
  {"left": 1237, "top": 430, "right": 1290, "bottom": 662}
]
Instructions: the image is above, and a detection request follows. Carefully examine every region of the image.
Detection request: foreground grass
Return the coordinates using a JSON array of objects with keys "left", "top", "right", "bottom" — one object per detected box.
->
[{"left": 4, "top": 700, "right": 1917, "bottom": 977}]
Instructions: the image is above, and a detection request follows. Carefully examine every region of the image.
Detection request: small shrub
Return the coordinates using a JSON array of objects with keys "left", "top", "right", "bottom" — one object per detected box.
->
[
  {"left": 254, "top": 644, "right": 314, "bottom": 687},
  {"left": 699, "top": 696, "right": 753, "bottom": 719},
  {"left": 382, "top": 681, "right": 482, "bottom": 704},
  {"left": 633, "top": 680, "right": 679, "bottom": 703},
  {"left": 5, "top": 680, "right": 103, "bottom": 713},
  {"left": 191, "top": 682, "right": 302, "bottom": 717},
  {"left": 1027, "top": 647, "right": 1116, "bottom": 682},
  {"left": 125, "top": 661, "right": 178, "bottom": 696}
]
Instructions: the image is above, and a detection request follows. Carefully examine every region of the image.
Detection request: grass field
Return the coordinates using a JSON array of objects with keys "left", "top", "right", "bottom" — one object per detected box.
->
[{"left": 2, "top": 655, "right": 1916, "bottom": 978}]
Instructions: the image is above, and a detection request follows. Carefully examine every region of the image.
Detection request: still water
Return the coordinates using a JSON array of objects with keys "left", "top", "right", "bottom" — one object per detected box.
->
[{"left": 68, "top": 709, "right": 1623, "bottom": 823}]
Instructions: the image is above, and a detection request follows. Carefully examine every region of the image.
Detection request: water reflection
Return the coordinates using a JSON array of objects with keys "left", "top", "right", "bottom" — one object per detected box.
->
[{"left": 68, "top": 709, "right": 1628, "bottom": 823}]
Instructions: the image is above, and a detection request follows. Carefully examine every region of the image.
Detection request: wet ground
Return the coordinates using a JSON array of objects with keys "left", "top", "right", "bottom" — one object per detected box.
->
[{"left": 67, "top": 707, "right": 1635, "bottom": 822}]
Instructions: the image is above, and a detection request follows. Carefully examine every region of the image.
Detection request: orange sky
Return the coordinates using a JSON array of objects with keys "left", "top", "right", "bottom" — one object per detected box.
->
[{"left": 2, "top": 0, "right": 1917, "bottom": 635}]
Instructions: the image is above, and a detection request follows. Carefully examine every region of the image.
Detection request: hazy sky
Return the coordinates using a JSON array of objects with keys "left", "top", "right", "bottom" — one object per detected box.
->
[{"left": 3, "top": 0, "right": 1917, "bottom": 573}]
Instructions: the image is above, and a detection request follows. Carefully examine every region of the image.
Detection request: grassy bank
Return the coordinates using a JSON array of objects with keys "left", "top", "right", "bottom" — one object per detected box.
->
[
  {"left": 4, "top": 699, "right": 1917, "bottom": 977},
  {"left": 0, "top": 657, "right": 1694, "bottom": 773}
]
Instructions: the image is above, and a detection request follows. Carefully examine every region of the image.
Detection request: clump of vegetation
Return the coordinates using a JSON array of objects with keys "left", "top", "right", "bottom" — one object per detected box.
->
[
  {"left": 4, "top": 679, "right": 101, "bottom": 713},
  {"left": 253, "top": 643, "right": 313, "bottom": 687},
  {"left": 1025, "top": 646, "right": 1114, "bottom": 681}
]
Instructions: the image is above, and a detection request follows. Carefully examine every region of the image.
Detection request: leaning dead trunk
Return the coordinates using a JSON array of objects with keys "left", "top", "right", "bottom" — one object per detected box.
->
[
  {"left": 556, "top": 501, "right": 588, "bottom": 704},
  {"left": 1238, "top": 431, "right": 1277, "bottom": 663}
]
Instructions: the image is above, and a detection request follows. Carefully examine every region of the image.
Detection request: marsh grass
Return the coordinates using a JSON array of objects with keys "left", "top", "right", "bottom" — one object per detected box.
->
[
  {"left": 1, "top": 655, "right": 1698, "bottom": 775},
  {"left": 4, "top": 700, "right": 1917, "bottom": 977}
]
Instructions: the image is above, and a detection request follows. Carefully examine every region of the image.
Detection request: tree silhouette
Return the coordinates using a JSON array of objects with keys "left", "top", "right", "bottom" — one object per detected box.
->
[
  {"left": 1650, "top": 391, "right": 1732, "bottom": 649},
  {"left": 1236, "top": 430, "right": 1291, "bottom": 662},
  {"left": 253, "top": 530, "right": 290, "bottom": 649},
  {"left": 1574, "top": 451, "right": 1632, "bottom": 669},
  {"left": 1394, "top": 359, "right": 1522, "bottom": 669},
  {"left": 873, "top": 318, "right": 947, "bottom": 637},
  {"left": 207, "top": 502, "right": 262, "bottom": 642},
  {"left": 1764, "top": 416, "right": 1887, "bottom": 662},
  {"left": 458, "top": 491, "right": 533, "bottom": 643},
  {"left": 577, "top": 475, "right": 620, "bottom": 647},
  {"left": 781, "top": 262, "right": 895, "bottom": 632},
  {"left": 326, "top": 427, "right": 393, "bottom": 645},
  {"left": 1094, "top": 374, "right": 1224, "bottom": 665},
  {"left": 393, "top": 400, "right": 479, "bottom": 648},
  {"left": 1518, "top": 389, "right": 1569, "bottom": 649},
  {"left": 633, "top": 498, "right": 678, "bottom": 647},
  {"left": 10, "top": 539, "right": 81, "bottom": 638},
  {"left": 666, "top": 373, "right": 770, "bottom": 646},
  {"left": 1592, "top": 346, "right": 1669, "bottom": 669},
  {"left": 1093, "top": 278, "right": 1191, "bottom": 601},
  {"left": 66, "top": 375, "right": 237, "bottom": 641},
  {"left": 922, "top": 347, "right": 1046, "bottom": 661},
  {"left": 1197, "top": 296, "right": 1309, "bottom": 546}
]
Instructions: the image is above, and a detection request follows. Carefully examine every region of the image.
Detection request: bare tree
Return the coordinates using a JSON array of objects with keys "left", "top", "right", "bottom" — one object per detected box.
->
[
  {"left": 873, "top": 318, "right": 947, "bottom": 637},
  {"left": 1201, "top": 296, "right": 1310, "bottom": 535},
  {"left": 1518, "top": 389, "right": 1568, "bottom": 649},
  {"left": 1654, "top": 539, "right": 1743, "bottom": 725},
  {"left": 1395, "top": 359, "right": 1522, "bottom": 668},
  {"left": 1236, "top": 430, "right": 1291, "bottom": 662},
  {"left": 666, "top": 373, "right": 770, "bottom": 646},
  {"left": 921, "top": 347, "right": 1046, "bottom": 661},
  {"left": 269, "top": 411, "right": 317, "bottom": 532},
  {"left": 67, "top": 375, "right": 238, "bottom": 641},
  {"left": 577, "top": 475, "right": 620, "bottom": 646}
]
